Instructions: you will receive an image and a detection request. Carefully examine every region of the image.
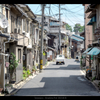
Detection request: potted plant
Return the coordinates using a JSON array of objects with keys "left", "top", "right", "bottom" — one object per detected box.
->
[
  {"left": 32, "top": 66, "right": 37, "bottom": 74},
  {"left": 27, "top": 69, "right": 31, "bottom": 77},
  {"left": 9, "top": 52, "right": 19, "bottom": 83}
]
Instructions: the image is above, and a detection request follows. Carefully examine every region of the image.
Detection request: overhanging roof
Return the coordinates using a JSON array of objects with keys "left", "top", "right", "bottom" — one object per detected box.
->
[
  {"left": 24, "top": 5, "right": 36, "bottom": 18},
  {"left": 47, "top": 34, "right": 57, "bottom": 38},
  {"left": 87, "top": 15, "right": 96, "bottom": 25},
  {"left": 72, "top": 34, "right": 84, "bottom": 40},
  {"left": 88, "top": 9, "right": 96, "bottom": 18},
  {"left": 70, "top": 36, "right": 83, "bottom": 42},
  {"left": 79, "top": 31, "right": 85, "bottom": 36},
  {"left": 14, "top": 4, "right": 28, "bottom": 18},
  {"left": 47, "top": 46, "right": 55, "bottom": 51},
  {"left": 85, "top": 4, "right": 97, "bottom": 13},
  {"left": 82, "top": 47, "right": 92, "bottom": 54},
  {"left": 69, "top": 34, "right": 84, "bottom": 42},
  {"left": 87, "top": 47, "right": 100, "bottom": 55},
  {"left": 0, "top": 32, "right": 18, "bottom": 41}
]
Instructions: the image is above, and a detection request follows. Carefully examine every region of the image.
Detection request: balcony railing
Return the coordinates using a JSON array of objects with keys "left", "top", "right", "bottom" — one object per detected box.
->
[
  {"left": 49, "top": 27, "right": 67, "bottom": 34},
  {"left": 49, "top": 27, "right": 59, "bottom": 33}
]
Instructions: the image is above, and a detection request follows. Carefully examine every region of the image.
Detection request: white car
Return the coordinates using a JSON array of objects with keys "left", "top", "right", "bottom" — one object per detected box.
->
[{"left": 56, "top": 55, "right": 65, "bottom": 65}]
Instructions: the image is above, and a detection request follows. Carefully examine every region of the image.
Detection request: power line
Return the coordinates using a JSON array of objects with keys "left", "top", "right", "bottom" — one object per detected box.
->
[
  {"left": 62, "top": 10, "right": 76, "bottom": 25},
  {"left": 35, "top": 9, "right": 42, "bottom": 14},
  {"left": 45, "top": 9, "right": 49, "bottom": 15},
  {"left": 62, "top": 5, "right": 84, "bottom": 14},
  {"left": 61, "top": 10, "right": 84, "bottom": 23},
  {"left": 66, "top": 6, "right": 84, "bottom": 14},
  {"left": 61, "top": 7, "right": 84, "bottom": 16},
  {"left": 67, "top": 11, "right": 84, "bottom": 16},
  {"left": 51, "top": 5, "right": 59, "bottom": 12},
  {"left": 74, "top": 8, "right": 84, "bottom": 12},
  {"left": 67, "top": 5, "right": 82, "bottom": 10},
  {"left": 61, "top": 7, "right": 84, "bottom": 22},
  {"left": 50, "top": 7, "right": 58, "bottom": 20},
  {"left": 62, "top": 10, "right": 84, "bottom": 29},
  {"left": 66, "top": 11, "right": 84, "bottom": 22},
  {"left": 52, "top": 4, "right": 59, "bottom": 8},
  {"left": 35, "top": 5, "right": 40, "bottom": 13}
]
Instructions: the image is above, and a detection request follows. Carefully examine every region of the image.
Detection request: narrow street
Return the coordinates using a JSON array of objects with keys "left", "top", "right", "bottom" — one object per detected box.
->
[{"left": 13, "top": 59, "right": 100, "bottom": 96}]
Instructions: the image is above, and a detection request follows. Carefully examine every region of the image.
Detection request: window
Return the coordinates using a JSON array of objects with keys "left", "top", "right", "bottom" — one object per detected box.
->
[
  {"left": 0, "top": 4, "right": 2, "bottom": 13},
  {"left": 36, "top": 29, "right": 38, "bottom": 39},
  {"left": 23, "top": 19, "right": 26, "bottom": 31},
  {"left": 11, "top": 15, "right": 14, "bottom": 33},
  {"left": 4, "top": 8, "right": 8, "bottom": 33},
  {"left": 27, "top": 20, "right": 29, "bottom": 32},
  {"left": 15, "top": 17, "right": 18, "bottom": 28},
  {"left": 6, "top": 9, "right": 8, "bottom": 20},
  {"left": 59, "top": 55, "right": 62, "bottom": 57},
  {"left": 32, "top": 24, "right": 34, "bottom": 35},
  {"left": 18, "top": 49, "right": 21, "bottom": 63},
  {"left": 19, "top": 18, "right": 21, "bottom": 27}
]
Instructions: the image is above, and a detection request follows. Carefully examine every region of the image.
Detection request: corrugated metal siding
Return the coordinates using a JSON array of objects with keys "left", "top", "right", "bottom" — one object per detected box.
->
[
  {"left": 16, "top": 64, "right": 23, "bottom": 83},
  {"left": 27, "top": 49, "right": 33, "bottom": 71},
  {"left": 43, "top": 55, "right": 46, "bottom": 66}
]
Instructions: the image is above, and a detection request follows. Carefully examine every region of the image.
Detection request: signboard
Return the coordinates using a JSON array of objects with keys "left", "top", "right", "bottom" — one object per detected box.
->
[
  {"left": 50, "top": 22, "right": 63, "bottom": 26},
  {"left": 47, "top": 52, "right": 50, "bottom": 57},
  {"left": 1, "top": 18, "right": 8, "bottom": 28},
  {"left": 5, "top": 62, "right": 9, "bottom": 67},
  {"left": 49, "top": 50, "right": 52, "bottom": 55}
]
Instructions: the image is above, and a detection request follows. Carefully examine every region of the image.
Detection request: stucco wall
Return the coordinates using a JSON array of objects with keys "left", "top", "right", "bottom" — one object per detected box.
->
[{"left": 85, "top": 4, "right": 93, "bottom": 66}]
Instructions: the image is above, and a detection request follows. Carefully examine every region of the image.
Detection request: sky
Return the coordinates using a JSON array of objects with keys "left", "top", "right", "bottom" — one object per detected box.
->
[{"left": 27, "top": 4, "right": 84, "bottom": 31}]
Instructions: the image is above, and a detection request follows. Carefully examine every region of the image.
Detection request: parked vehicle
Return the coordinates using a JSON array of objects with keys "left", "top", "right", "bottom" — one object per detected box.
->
[{"left": 56, "top": 55, "right": 65, "bottom": 65}]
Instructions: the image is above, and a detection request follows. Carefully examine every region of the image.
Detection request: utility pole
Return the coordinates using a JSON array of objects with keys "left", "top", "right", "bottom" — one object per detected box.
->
[
  {"left": 59, "top": 4, "right": 61, "bottom": 54},
  {"left": 49, "top": 4, "right": 51, "bottom": 16},
  {"left": 47, "top": 4, "right": 50, "bottom": 35},
  {"left": 70, "top": 32, "right": 72, "bottom": 58},
  {"left": 40, "top": 4, "right": 45, "bottom": 72}
]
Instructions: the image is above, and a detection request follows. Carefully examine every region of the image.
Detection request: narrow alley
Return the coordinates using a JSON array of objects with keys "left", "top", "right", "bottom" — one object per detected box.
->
[{"left": 12, "top": 59, "right": 100, "bottom": 96}]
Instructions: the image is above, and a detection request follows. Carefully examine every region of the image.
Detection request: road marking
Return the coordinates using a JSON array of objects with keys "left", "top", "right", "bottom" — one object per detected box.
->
[
  {"left": 80, "top": 70, "right": 85, "bottom": 75},
  {"left": 77, "top": 77, "right": 86, "bottom": 81}
]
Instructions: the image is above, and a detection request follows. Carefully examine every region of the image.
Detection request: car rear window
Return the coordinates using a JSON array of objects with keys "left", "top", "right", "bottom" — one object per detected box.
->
[{"left": 59, "top": 55, "right": 62, "bottom": 57}]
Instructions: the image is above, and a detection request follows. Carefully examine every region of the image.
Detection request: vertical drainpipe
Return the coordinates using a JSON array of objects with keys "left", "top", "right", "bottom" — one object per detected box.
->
[
  {"left": 3, "top": 5, "right": 10, "bottom": 91},
  {"left": 3, "top": 39, "right": 10, "bottom": 91},
  {"left": 84, "top": 5, "right": 86, "bottom": 67}
]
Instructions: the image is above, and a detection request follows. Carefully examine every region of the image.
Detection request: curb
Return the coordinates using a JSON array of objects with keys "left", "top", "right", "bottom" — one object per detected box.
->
[
  {"left": 5, "top": 74, "right": 37, "bottom": 96},
  {"left": 5, "top": 61, "right": 52, "bottom": 96},
  {"left": 80, "top": 69, "right": 100, "bottom": 93},
  {"left": 91, "top": 81, "right": 100, "bottom": 93}
]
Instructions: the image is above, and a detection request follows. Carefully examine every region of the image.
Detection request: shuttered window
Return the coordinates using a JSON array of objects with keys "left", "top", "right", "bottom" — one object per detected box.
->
[
  {"left": 0, "top": 4, "right": 2, "bottom": 13},
  {"left": 23, "top": 19, "right": 26, "bottom": 31},
  {"left": 11, "top": 15, "right": 14, "bottom": 33},
  {"left": 27, "top": 20, "right": 29, "bottom": 32},
  {"left": 18, "top": 49, "right": 21, "bottom": 63}
]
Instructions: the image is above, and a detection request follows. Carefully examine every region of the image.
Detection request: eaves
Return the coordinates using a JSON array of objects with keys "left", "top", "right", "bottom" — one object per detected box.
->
[
  {"left": 85, "top": 4, "right": 97, "bottom": 13},
  {"left": 87, "top": 9, "right": 96, "bottom": 18}
]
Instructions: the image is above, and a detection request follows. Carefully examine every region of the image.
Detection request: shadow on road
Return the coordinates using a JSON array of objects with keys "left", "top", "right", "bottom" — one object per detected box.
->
[
  {"left": 74, "top": 60, "right": 80, "bottom": 63},
  {"left": 13, "top": 75, "right": 98, "bottom": 96},
  {"left": 44, "top": 65, "right": 80, "bottom": 70}
]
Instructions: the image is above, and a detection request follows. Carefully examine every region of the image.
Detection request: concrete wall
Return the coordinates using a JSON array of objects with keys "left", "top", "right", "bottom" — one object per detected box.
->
[
  {"left": 9, "top": 43, "right": 23, "bottom": 83},
  {"left": 84, "top": 4, "right": 93, "bottom": 67}
]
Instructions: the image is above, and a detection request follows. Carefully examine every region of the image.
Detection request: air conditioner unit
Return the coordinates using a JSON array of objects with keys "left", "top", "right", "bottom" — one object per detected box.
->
[
  {"left": 18, "top": 28, "right": 20, "bottom": 34},
  {"left": 14, "top": 28, "right": 19, "bottom": 33},
  {"left": 22, "top": 31, "right": 26, "bottom": 35},
  {"left": 14, "top": 28, "right": 17, "bottom": 33}
]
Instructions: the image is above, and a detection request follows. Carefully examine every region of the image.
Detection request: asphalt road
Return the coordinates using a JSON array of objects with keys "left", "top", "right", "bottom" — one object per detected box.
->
[{"left": 13, "top": 59, "right": 100, "bottom": 96}]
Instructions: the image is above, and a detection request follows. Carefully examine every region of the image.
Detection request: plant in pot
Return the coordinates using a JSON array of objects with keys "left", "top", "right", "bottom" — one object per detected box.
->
[
  {"left": 9, "top": 52, "right": 19, "bottom": 83},
  {"left": 27, "top": 69, "right": 31, "bottom": 77},
  {"left": 32, "top": 66, "right": 37, "bottom": 74},
  {"left": 23, "top": 67, "right": 27, "bottom": 80}
]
